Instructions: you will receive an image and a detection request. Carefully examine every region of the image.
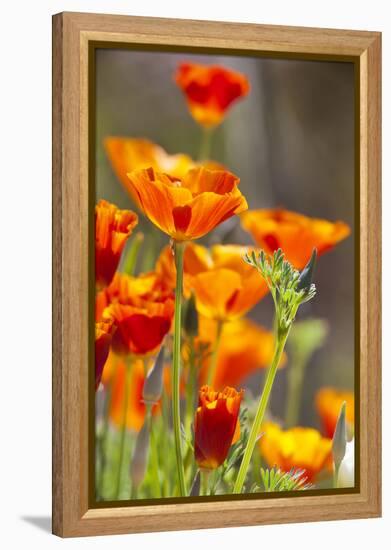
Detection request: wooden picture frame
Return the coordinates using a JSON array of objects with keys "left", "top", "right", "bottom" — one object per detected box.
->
[{"left": 52, "top": 11, "right": 381, "bottom": 537}]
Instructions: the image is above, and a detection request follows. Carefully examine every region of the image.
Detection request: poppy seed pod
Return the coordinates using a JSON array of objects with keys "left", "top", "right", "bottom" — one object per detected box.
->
[
  {"left": 130, "top": 419, "right": 150, "bottom": 488},
  {"left": 142, "top": 344, "right": 166, "bottom": 405}
]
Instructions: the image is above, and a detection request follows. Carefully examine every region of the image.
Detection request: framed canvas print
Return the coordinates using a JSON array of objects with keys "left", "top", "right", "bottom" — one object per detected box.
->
[{"left": 52, "top": 12, "right": 381, "bottom": 537}]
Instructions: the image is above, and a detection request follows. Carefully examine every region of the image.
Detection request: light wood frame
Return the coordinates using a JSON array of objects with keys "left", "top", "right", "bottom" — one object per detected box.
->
[{"left": 52, "top": 11, "right": 381, "bottom": 537}]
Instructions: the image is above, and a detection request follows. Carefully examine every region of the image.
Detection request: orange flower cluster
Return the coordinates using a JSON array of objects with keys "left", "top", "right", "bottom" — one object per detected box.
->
[
  {"left": 260, "top": 422, "right": 332, "bottom": 482},
  {"left": 125, "top": 167, "right": 248, "bottom": 242},
  {"left": 315, "top": 387, "right": 355, "bottom": 438},
  {"left": 194, "top": 385, "right": 243, "bottom": 470},
  {"left": 95, "top": 320, "right": 115, "bottom": 390},
  {"left": 175, "top": 63, "right": 250, "bottom": 127},
  {"left": 241, "top": 208, "right": 351, "bottom": 269}
]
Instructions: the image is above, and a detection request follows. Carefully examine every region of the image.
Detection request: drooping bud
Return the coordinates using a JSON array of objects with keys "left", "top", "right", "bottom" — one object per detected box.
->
[
  {"left": 297, "top": 248, "right": 317, "bottom": 292},
  {"left": 332, "top": 401, "right": 347, "bottom": 469},
  {"left": 184, "top": 293, "right": 198, "bottom": 338},
  {"left": 130, "top": 419, "right": 150, "bottom": 489},
  {"left": 142, "top": 344, "right": 165, "bottom": 406}
]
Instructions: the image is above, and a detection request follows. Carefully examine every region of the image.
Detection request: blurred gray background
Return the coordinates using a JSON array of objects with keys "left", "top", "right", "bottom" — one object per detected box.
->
[{"left": 95, "top": 48, "right": 355, "bottom": 429}]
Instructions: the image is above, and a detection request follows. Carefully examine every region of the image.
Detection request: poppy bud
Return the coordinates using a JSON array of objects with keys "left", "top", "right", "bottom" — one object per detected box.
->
[
  {"left": 332, "top": 401, "right": 347, "bottom": 468},
  {"left": 297, "top": 248, "right": 317, "bottom": 292},
  {"left": 130, "top": 419, "right": 150, "bottom": 489},
  {"left": 184, "top": 293, "right": 198, "bottom": 338},
  {"left": 142, "top": 344, "right": 165, "bottom": 405}
]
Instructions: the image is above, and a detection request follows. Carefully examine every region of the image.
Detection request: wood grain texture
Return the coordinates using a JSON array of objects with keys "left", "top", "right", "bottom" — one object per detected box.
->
[{"left": 52, "top": 12, "right": 382, "bottom": 538}]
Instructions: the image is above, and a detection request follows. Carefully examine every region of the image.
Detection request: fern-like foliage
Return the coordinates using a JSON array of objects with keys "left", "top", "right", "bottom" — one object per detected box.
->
[{"left": 254, "top": 467, "right": 313, "bottom": 492}]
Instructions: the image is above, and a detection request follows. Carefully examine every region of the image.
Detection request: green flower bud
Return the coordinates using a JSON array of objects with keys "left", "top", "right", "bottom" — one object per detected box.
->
[
  {"left": 332, "top": 401, "right": 347, "bottom": 468},
  {"left": 142, "top": 344, "right": 165, "bottom": 406},
  {"left": 297, "top": 248, "right": 317, "bottom": 292},
  {"left": 184, "top": 293, "right": 198, "bottom": 338},
  {"left": 130, "top": 419, "right": 150, "bottom": 489}
]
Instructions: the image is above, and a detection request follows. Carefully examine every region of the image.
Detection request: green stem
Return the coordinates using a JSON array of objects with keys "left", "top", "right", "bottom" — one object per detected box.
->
[
  {"left": 172, "top": 241, "right": 187, "bottom": 496},
  {"left": 207, "top": 320, "right": 223, "bottom": 387},
  {"left": 185, "top": 337, "right": 197, "bottom": 434},
  {"left": 97, "top": 385, "right": 112, "bottom": 499},
  {"left": 201, "top": 470, "right": 210, "bottom": 496},
  {"left": 233, "top": 329, "right": 290, "bottom": 494},
  {"left": 333, "top": 463, "right": 341, "bottom": 488},
  {"left": 148, "top": 409, "right": 161, "bottom": 498},
  {"left": 284, "top": 356, "right": 306, "bottom": 428},
  {"left": 115, "top": 360, "right": 132, "bottom": 500},
  {"left": 198, "top": 127, "right": 214, "bottom": 161},
  {"left": 123, "top": 232, "right": 144, "bottom": 275}
]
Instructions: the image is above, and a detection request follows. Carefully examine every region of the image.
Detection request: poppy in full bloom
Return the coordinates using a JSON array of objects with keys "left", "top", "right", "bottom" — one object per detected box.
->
[
  {"left": 99, "top": 271, "right": 174, "bottom": 356},
  {"left": 109, "top": 359, "right": 160, "bottom": 432},
  {"left": 125, "top": 166, "right": 248, "bottom": 242},
  {"left": 95, "top": 320, "right": 115, "bottom": 390},
  {"left": 175, "top": 63, "right": 250, "bottom": 127},
  {"left": 241, "top": 208, "right": 350, "bottom": 269},
  {"left": 198, "top": 317, "right": 285, "bottom": 389},
  {"left": 260, "top": 422, "right": 332, "bottom": 482},
  {"left": 95, "top": 200, "right": 138, "bottom": 289},
  {"left": 194, "top": 385, "right": 244, "bottom": 470},
  {"left": 315, "top": 387, "right": 355, "bottom": 438},
  {"left": 155, "top": 243, "right": 268, "bottom": 320}
]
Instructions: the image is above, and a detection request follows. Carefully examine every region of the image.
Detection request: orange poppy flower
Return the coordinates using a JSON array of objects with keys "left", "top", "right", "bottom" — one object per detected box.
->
[
  {"left": 95, "top": 320, "right": 115, "bottom": 390},
  {"left": 95, "top": 200, "right": 138, "bottom": 289},
  {"left": 194, "top": 385, "right": 244, "bottom": 470},
  {"left": 191, "top": 244, "right": 269, "bottom": 321},
  {"left": 156, "top": 243, "right": 268, "bottom": 320},
  {"left": 155, "top": 242, "right": 212, "bottom": 293},
  {"left": 109, "top": 359, "right": 159, "bottom": 432},
  {"left": 125, "top": 166, "right": 247, "bottom": 242},
  {"left": 241, "top": 208, "right": 350, "bottom": 269},
  {"left": 260, "top": 422, "right": 332, "bottom": 482},
  {"left": 99, "top": 271, "right": 174, "bottom": 356},
  {"left": 198, "top": 317, "right": 285, "bottom": 389},
  {"left": 315, "top": 387, "right": 355, "bottom": 438},
  {"left": 104, "top": 300, "right": 174, "bottom": 357},
  {"left": 175, "top": 63, "right": 250, "bottom": 127}
]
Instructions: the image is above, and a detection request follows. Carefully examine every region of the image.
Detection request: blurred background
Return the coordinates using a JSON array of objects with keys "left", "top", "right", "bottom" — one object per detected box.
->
[{"left": 95, "top": 48, "right": 355, "bottom": 430}]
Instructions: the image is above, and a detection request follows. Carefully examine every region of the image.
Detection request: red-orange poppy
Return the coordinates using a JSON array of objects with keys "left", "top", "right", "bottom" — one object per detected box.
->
[
  {"left": 315, "top": 387, "right": 355, "bottom": 438},
  {"left": 109, "top": 358, "right": 160, "bottom": 432},
  {"left": 241, "top": 208, "right": 350, "bottom": 269},
  {"left": 95, "top": 320, "right": 115, "bottom": 390},
  {"left": 198, "top": 317, "right": 285, "bottom": 389},
  {"left": 99, "top": 270, "right": 174, "bottom": 356},
  {"left": 95, "top": 200, "right": 138, "bottom": 289},
  {"left": 194, "top": 385, "right": 243, "bottom": 470},
  {"left": 125, "top": 166, "right": 247, "bottom": 241},
  {"left": 260, "top": 422, "right": 332, "bottom": 482},
  {"left": 175, "top": 63, "right": 250, "bottom": 127}
]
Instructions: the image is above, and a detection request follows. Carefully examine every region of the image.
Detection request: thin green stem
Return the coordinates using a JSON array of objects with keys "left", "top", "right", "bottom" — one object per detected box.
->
[
  {"left": 333, "top": 463, "right": 340, "bottom": 488},
  {"left": 172, "top": 241, "right": 187, "bottom": 496},
  {"left": 233, "top": 329, "right": 290, "bottom": 494},
  {"left": 201, "top": 470, "right": 210, "bottom": 496},
  {"left": 207, "top": 320, "right": 223, "bottom": 387},
  {"left": 115, "top": 360, "right": 132, "bottom": 500},
  {"left": 284, "top": 356, "right": 306, "bottom": 428},
  {"left": 97, "top": 385, "right": 112, "bottom": 499},
  {"left": 148, "top": 409, "right": 161, "bottom": 498},
  {"left": 198, "top": 127, "right": 214, "bottom": 161},
  {"left": 123, "top": 232, "right": 144, "bottom": 275}
]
